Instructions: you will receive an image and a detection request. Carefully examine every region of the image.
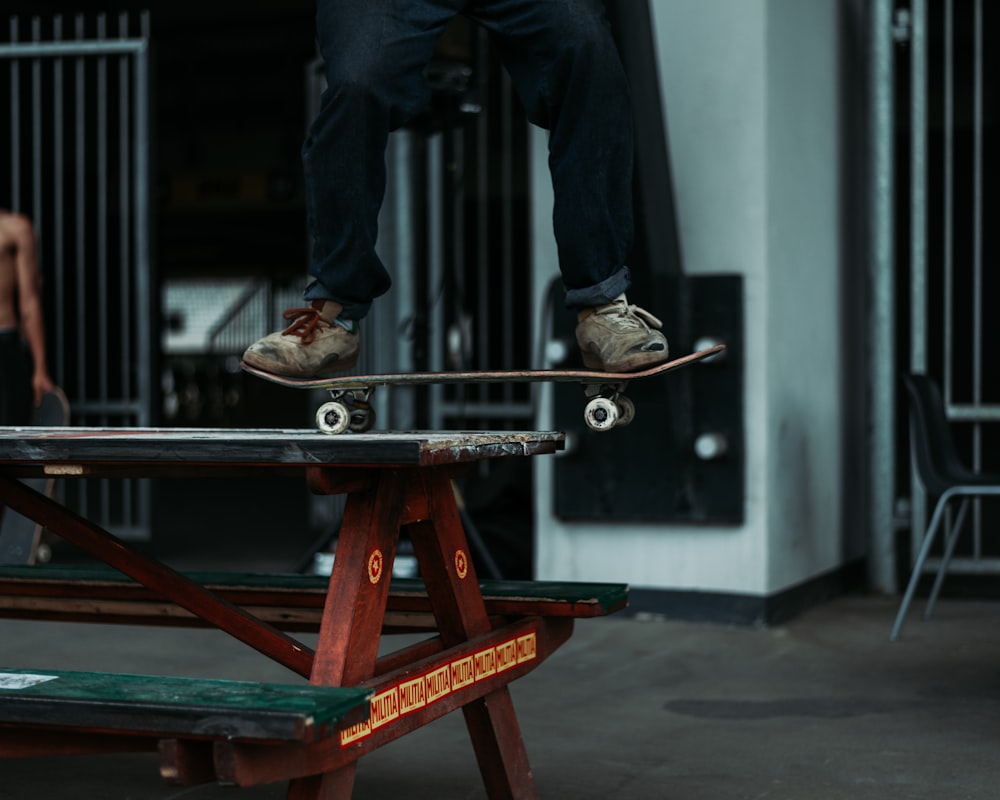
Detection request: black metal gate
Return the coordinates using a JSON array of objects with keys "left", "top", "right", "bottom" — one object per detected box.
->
[
  {"left": 1, "top": 12, "right": 155, "bottom": 542},
  {"left": 895, "top": 0, "right": 999, "bottom": 587}
]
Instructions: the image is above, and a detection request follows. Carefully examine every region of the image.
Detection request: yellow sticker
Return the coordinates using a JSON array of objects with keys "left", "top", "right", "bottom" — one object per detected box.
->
[
  {"left": 368, "top": 549, "right": 384, "bottom": 585},
  {"left": 339, "top": 631, "right": 540, "bottom": 749},
  {"left": 454, "top": 548, "right": 469, "bottom": 579}
]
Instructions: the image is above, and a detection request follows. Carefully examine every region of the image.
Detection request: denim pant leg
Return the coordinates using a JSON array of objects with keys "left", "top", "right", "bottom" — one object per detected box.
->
[
  {"left": 469, "top": 0, "right": 635, "bottom": 309},
  {"left": 0, "top": 334, "right": 31, "bottom": 426},
  {"left": 303, "top": 0, "right": 463, "bottom": 320}
]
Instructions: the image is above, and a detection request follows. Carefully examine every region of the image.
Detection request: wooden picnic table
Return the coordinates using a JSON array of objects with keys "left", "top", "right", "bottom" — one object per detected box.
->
[{"left": 0, "top": 427, "right": 626, "bottom": 798}]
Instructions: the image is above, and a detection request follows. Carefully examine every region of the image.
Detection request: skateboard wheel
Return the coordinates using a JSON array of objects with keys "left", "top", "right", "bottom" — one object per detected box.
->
[
  {"left": 316, "top": 401, "right": 351, "bottom": 435},
  {"left": 348, "top": 405, "right": 376, "bottom": 433},
  {"left": 584, "top": 396, "right": 619, "bottom": 432},
  {"left": 615, "top": 395, "right": 636, "bottom": 427}
]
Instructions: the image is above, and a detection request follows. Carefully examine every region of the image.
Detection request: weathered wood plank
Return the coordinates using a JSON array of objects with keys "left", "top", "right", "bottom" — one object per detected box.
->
[
  {"left": 0, "top": 728, "right": 155, "bottom": 758},
  {"left": 214, "top": 617, "right": 573, "bottom": 786},
  {"left": 0, "top": 668, "right": 371, "bottom": 743},
  {"left": 0, "top": 566, "right": 629, "bottom": 626},
  {"left": 0, "top": 428, "right": 564, "bottom": 472}
]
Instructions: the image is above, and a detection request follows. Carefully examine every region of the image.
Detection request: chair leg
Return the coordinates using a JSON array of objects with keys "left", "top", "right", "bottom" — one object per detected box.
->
[
  {"left": 924, "top": 498, "right": 969, "bottom": 620},
  {"left": 890, "top": 493, "right": 953, "bottom": 641}
]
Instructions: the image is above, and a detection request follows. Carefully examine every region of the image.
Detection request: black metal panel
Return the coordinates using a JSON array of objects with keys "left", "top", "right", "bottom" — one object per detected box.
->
[{"left": 552, "top": 274, "right": 743, "bottom": 523}]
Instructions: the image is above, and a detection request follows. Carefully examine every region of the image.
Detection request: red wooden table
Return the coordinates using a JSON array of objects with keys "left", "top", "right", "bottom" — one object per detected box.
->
[{"left": 0, "top": 427, "right": 586, "bottom": 799}]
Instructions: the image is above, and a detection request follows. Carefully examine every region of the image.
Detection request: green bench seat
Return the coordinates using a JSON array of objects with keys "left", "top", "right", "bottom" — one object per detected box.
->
[
  {"left": 0, "top": 667, "right": 370, "bottom": 743},
  {"left": 0, "top": 565, "right": 628, "bottom": 630}
]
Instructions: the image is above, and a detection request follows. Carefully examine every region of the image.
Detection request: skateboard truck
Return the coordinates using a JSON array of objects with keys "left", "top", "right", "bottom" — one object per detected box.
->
[
  {"left": 582, "top": 382, "right": 635, "bottom": 432},
  {"left": 317, "top": 379, "right": 636, "bottom": 434},
  {"left": 315, "top": 388, "right": 376, "bottom": 435}
]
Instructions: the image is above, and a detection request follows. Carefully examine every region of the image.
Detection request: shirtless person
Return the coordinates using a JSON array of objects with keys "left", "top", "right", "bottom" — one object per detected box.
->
[{"left": 0, "top": 210, "right": 55, "bottom": 424}]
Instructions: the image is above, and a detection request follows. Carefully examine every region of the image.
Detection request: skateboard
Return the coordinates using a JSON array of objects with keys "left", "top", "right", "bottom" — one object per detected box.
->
[
  {"left": 0, "top": 386, "right": 70, "bottom": 564},
  {"left": 241, "top": 344, "right": 725, "bottom": 434}
]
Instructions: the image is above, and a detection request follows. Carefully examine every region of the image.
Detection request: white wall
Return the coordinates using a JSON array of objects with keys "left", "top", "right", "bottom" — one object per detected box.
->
[{"left": 532, "top": 0, "right": 845, "bottom": 597}]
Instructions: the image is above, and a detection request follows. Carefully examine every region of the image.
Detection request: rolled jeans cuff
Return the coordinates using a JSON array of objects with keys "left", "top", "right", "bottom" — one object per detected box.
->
[
  {"left": 303, "top": 280, "right": 372, "bottom": 321},
  {"left": 563, "top": 265, "right": 631, "bottom": 310}
]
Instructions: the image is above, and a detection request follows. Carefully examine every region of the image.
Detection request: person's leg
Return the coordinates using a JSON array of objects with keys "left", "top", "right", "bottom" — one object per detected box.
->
[
  {"left": 244, "top": 0, "right": 463, "bottom": 377},
  {"left": 0, "top": 333, "right": 32, "bottom": 425},
  {"left": 304, "top": 0, "right": 463, "bottom": 318},
  {"left": 470, "top": 0, "right": 668, "bottom": 370}
]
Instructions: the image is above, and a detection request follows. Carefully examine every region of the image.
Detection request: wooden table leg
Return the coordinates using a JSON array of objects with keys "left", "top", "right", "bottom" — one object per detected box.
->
[
  {"left": 287, "top": 468, "right": 405, "bottom": 800},
  {"left": 288, "top": 466, "right": 536, "bottom": 799},
  {"left": 406, "top": 470, "right": 536, "bottom": 800}
]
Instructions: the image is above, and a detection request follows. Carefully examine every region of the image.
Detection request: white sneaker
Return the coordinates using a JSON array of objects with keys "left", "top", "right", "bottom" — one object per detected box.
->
[
  {"left": 242, "top": 301, "right": 359, "bottom": 378},
  {"left": 575, "top": 297, "right": 669, "bottom": 372}
]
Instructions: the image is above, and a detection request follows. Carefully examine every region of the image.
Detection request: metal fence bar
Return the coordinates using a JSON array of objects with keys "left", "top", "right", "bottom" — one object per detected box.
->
[
  {"left": 133, "top": 12, "right": 152, "bottom": 427},
  {"left": 972, "top": 0, "right": 983, "bottom": 414},
  {"left": 943, "top": 0, "right": 953, "bottom": 405},
  {"left": 912, "top": 0, "right": 927, "bottom": 377},
  {"left": 501, "top": 68, "right": 514, "bottom": 385},
  {"left": 868, "top": 0, "right": 897, "bottom": 594},
  {"left": 925, "top": 557, "right": 1000, "bottom": 575},
  {"left": 909, "top": 0, "right": 929, "bottom": 577},
  {"left": 475, "top": 29, "right": 490, "bottom": 412},
  {"left": 133, "top": 12, "right": 153, "bottom": 536},
  {"left": 118, "top": 12, "right": 131, "bottom": 407},
  {"left": 9, "top": 18, "right": 18, "bottom": 209},
  {"left": 95, "top": 14, "right": 112, "bottom": 530},
  {"left": 30, "top": 18, "right": 41, "bottom": 238},
  {"left": 937, "top": 0, "right": 956, "bottom": 565},
  {"left": 74, "top": 14, "right": 87, "bottom": 407},
  {"left": 97, "top": 15, "right": 109, "bottom": 409},
  {"left": 451, "top": 127, "right": 466, "bottom": 367},
  {"left": 950, "top": 406, "right": 1000, "bottom": 422},
  {"left": 971, "top": 0, "right": 984, "bottom": 558},
  {"left": 52, "top": 15, "right": 66, "bottom": 386},
  {"left": 0, "top": 39, "right": 145, "bottom": 58},
  {"left": 428, "top": 133, "right": 445, "bottom": 429}
]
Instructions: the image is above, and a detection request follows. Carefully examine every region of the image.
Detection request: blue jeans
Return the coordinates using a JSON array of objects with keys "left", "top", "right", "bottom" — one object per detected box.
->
[
  {"left": 0, "top": 332, "right": 31, "bottom": 425},
  {"left": 303, "top": 0, "right": 634, "bottom": 319}
]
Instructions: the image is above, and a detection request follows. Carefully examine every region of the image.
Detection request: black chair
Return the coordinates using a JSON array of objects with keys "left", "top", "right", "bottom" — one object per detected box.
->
[{"left": 891, "top": 373, "right": 1000, "bottom": 640}]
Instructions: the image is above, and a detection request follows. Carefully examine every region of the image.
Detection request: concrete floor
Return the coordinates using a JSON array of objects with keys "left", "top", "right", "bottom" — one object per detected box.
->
[{"left": 2, "top": 593, "right": 999, "bottom": 799}]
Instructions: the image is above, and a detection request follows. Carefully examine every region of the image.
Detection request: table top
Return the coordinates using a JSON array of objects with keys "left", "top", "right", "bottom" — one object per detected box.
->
[{"left": 0, "top": 427, "right": 565, "bottom": 472}]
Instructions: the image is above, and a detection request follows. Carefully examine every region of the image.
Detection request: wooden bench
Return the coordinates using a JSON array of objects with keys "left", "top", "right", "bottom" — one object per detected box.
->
[
  {"left": 0, "top": 429, "right": 614, "bottom": 798},
  {"left": 0, "top": 667, "right": 370, "bottom": 743},
  {"left": 0, "top": 565, "right": 629, "bottom": 631},
  {"left": 0, "top": 667, "right": 371, "bottom": 783}
]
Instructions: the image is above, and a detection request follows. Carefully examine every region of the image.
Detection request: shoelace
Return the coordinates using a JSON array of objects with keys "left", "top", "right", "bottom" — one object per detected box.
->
[
  {"left": 596, "top": 300, "right": 664, "bottom": 331},
  {"left": 280, "top": 306, "right": 330, "bottom": 345}
]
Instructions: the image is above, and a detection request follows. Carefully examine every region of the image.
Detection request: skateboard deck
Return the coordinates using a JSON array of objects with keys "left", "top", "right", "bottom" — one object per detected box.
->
[
  {"left": 241, "top": 344, "right": 725, "bottom": 434},
  {"left": 0, "top": 386, "right": 70, "bottom": 564}
]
